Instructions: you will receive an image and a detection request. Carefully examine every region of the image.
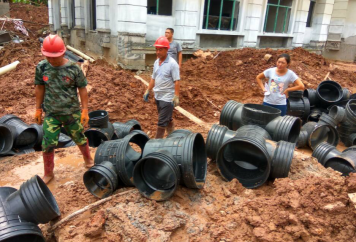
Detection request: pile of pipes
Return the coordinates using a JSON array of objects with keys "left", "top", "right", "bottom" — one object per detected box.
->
[
  {"left": 0, "top": 114, "right": 77, "bottom": 156},
  {"left": 288, "top": 80, "right": 356, "bottom": 148},
  {"left": 84, "top": 110, "right": 142, "bottom": 147},
  {"left": 209, "top": 101, "right": 301, "bottom": 188},
  {"left": 83, "top": 129, "right": 207, "bottom": 201},
  {"left": 313, "top": 142, "right": 356, "bottom": 175},
  {"left": 0, "top": 175, "right": 60, "bottom": 241}
]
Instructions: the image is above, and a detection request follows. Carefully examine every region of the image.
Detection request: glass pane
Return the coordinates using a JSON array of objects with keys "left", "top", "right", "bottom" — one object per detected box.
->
[
  {"left": 159, "top": 0, "right": 172, "bottom": 16},
  {"left": 265, "top": 6, "right": 277, "bottom": 32},
  {"left": 268, "top": 0, "right": 279, "bottom": 5},
  {"left": 203, "top": 0, "right": 222, "bottom": 30},
  {"left": 280, "top": 0, "right": 293, "bottom": 7},
  {"left": 306, "top": 1, "right": 316, "bottom": 27},
  {"left": 220, "top": 0, "right": 234, "bottom": 30},
  {"left": 147, "top": 0, "right": 157, "bottom": 14},
  {"left": 233, "top": 2, "right": 240, "bottom": 30},
  {"left": 284, "top": 8, "right": 291, "bottom": 32},
  {"left": 275, "top": 7, "right": 287, "bottom": 33}
]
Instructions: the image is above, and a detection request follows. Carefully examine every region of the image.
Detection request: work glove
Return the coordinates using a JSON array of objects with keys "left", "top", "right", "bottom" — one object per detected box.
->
[
  {"left": 143, "top": 89, "right": 150, "bottom": 102},
  {"left": 81, "top": 109, "right": 89, "bottom": 127},
  {"left": 172, "top": 95, "right": 179, "bottom": 107},
  {"left": 34, "top": 109, "right": 43, "bottom": 125}
]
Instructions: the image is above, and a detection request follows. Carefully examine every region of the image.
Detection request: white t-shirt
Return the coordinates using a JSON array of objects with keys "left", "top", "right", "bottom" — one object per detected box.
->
[{"left": 263, "top": 67, "right": 298, "bottom": 105}]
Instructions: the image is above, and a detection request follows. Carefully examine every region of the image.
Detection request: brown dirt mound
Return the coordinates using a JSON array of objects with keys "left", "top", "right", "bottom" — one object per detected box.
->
[{"left": 179, "top": 47, "right": 356, "bottom": 123}]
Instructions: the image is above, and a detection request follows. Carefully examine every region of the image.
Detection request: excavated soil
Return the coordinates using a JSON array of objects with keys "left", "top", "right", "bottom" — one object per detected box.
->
[{"left": 0, "top": 3, "right": 356, "bottom": 242}]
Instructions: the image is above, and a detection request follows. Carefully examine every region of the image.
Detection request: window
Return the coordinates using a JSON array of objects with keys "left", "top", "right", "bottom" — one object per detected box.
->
[
  {"left": 306, "top": 0, "right": 315, "bottom": 27},
  {"left": 71, "top": 0, "right": 75, "bottom": 28},
  {"left": 264, "top": 0, "right": 292, "bottom": 33},
  {"left": 147, "top": 0, "right": 172, "bottom": 16},
  {"left": 203, "top": 0, "right": 239, "bottom": 31},
  {"left": 90, "top": 0, "right": 96, "bottom": 30}
]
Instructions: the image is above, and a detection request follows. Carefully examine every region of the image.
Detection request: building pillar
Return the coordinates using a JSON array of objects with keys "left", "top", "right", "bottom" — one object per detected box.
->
[
  {"left": 48, "top": 0, "right": 61, "bottom": 32},
  {"left": 243, "top": 0, "right": 264, "bottom": 47},
  {"left": 116, "top": 0, "right": 147, "bottom": 70},
  {"left": 292, "top": 0, "right": 310, "bottom": 47},
  {"left": 173, "top": 0, "right": 200, "bottom": 48},
  {"left": 310, "top": 0, "right": 335, "bottom": 48}
]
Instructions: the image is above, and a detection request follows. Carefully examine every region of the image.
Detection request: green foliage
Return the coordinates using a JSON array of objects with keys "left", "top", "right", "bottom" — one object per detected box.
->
[{"left": 12, "top": 0, "right": 48, "bottom": 6}]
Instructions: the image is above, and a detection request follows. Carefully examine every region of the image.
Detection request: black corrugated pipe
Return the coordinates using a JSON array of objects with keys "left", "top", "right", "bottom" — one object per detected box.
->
[
  {"left": 316, "top": 80, "right": 343, "bottom": 108},
  {"left": 112, "top": 120, "right": 142, "bottom": 140},
  {"left": 83, "top": 161, "right": 119, "bottom": 199},
  {"left": 345, "top": 100, "right": 356, "bottom": 125},
  {"left": 4, "top": 175, "right": 60, "bottom": 224},
  {"left": 301, "top": 122, "right": 339, "bottom": 150},
  {"left": 142, "top": 131, "right": 207, "bottom": 189},
  {"left": 317, "top": 113, "right": 338, "bottom": 127},
  {"left": 0, "top": 115, "right": 38, "bottom": 149},
  {"left": 216, "top": 135, "right": 271, "bottom": 188},
  {"left": 219, "top": 100, "right": 244, "bottom": 130},
  {"left": 266, "top": 140, "right": 296, "bottom": 179},
  {"left": 84, "top": 121, "right": 115, "bottom": 147},
  {"left": 88, "top": 110, "right": 109, "bottom": 128},
  {"left": 287, "top": 97, "right": 310, "bottom": 120},
  {"left": 0, "top": 187, "right": 45, "bottom": 242},
  {"left": 265, "top": 115, "right": 302, "bottom": 143},
  {"left": 312, "top": 142, "right": 341, "bottom": 166},
  {"left": 0, "top": 124, "right": 15, "bottom": 154},
  {"left": 337, "top": 121, "right": 356, "bottom": 147},
  {"left": 30, "top": 124, "right": 43, "bottom": 151},
  {"left": 133, "top": 150, "right": 180, "bottom": 201},
  {"left": 328, "top": 105, "right": 346, "bottom": 123},
  {"left": 241, "top": 104, "right": 281, "bottom": 128},
  {"left": 93, "top": 130, "right": 149, "bottom": 187},
  {"left": 303, "top": 89, "right": 317, "bottom": 107},
  {"left": 206, "top": 124, "right": 271, "bottom": 161},
  {"left": 324, "top": 150, "right": 356, "bottom": 176},
  {"left": 289, "top": 91, "right": 303, "bottom": 99},
  {"left": 343, "top": 146, "right": 356, "bottom": 152},
  {"left": 296, "top": 130, "right": 308, "bottom": 148},
  {"left": 166, "top": 129, "right": 192, "bottom": 139}
]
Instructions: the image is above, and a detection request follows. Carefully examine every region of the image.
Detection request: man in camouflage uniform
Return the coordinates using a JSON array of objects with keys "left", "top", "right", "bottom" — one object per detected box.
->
[{"left": 34, "top": 34, "right": 93, "bottom": 184}]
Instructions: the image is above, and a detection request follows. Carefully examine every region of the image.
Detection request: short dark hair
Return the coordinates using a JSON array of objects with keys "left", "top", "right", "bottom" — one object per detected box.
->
[
  {"left": 166, "top": 28, "right": 174, "bottom": 34},
  {"left": 277, "top": 53, "right": 291, "bottom": 64}
]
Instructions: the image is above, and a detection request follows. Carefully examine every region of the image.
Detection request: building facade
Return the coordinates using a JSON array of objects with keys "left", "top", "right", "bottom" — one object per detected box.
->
[{"left": 48, "top": 0, "right": 356, "bottom": 69}]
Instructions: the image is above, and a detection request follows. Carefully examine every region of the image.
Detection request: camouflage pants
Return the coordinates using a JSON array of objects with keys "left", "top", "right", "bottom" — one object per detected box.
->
[{"left": 42, "top": 111, "right": 87, "bottom": 152}]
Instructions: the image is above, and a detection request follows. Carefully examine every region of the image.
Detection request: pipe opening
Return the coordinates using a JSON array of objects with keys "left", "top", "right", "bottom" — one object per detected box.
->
[
  {"left": 36, "top": 176, "right": 60, "bottom": 216},
  {"left": 141, "top": 158, "right": 176, "bottom": 190},
  {"left": 0, "top": 125, "right": 12, "bottom": 153},
  {"left": 85, "top": 130, "right": 108, "bottom": 147},
  {"left": 286, "top": 118, "right": 301, "bottom": 143},
  {"left": 318, "top": 82, "right": 342, "bottom": 102},
  {"left": 218, "top": 139, "right": 270, "bottom": 188},
  {"left": 3, "top": 234, "right": 44, "bottom": 242},
  {"left": 83, "top": 170, "right": 113, "bottom": 198},
  {"left": 325, "top": 158, "right": 355, "bottom": 176},
  {"left": 310, "top": 126, "right": 338, "bottom": 149},
  {"left": 192, "top": 134, "right": 207, "bottom": 183}
]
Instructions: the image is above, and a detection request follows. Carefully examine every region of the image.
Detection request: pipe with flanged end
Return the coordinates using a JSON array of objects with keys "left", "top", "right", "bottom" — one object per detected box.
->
[
  {"left": 303, "top": 89, "right": 317, "bottom": 107},
  {"left": 312, "top": 142, "right": 341, "bottom": 166},
  {"left": 0, "top": 123, "right": 15, "bottom": 154},
  {"left": 219, "top": 100, "right": 244, "bottom": 130},
  {"left": 296, "top": 130, "right": 308, "bottom": 148},
  {"left": 83, "top": 161, "right": 119, "bottom": 199},
  {"left": 94, "top": 130, "right": 149, "bottom": 187},
  {"left": 0, "top": 187, "right": 45, "bottom": 242},
  {"left": 241, "top": 104, "right": 281, "bottom": 129},
  {"left": 345, "top": 99, "right": 356, "bottom": 125},
  {"left": 265, "top": 115, "right": 302, "bottom": 143},
  {"left": 133, "top": 150, "right": 180, "bottom": 201},
  {"left": 301, "top": 122, "right": 339, "bottom": 150},
  {"left": 317, "top": 113, "right": 338, "bottom": 127},
  {"left": 328, "top": 105, "right": 346, "bottom": 123},
  {"left": 5, "top": 175, "right": 60, "bottom": 224},
  {"left": 84, "top": 121, "right": 115, "bottom": 147},
  {"left": 324, "top": 150, "right": 356, "bottom": 176},
  {"left": 112, "top": 119, "right": 142, "bottom": 140},
  {"left": 268, "top": 140, "right": 296, "bottom": 179},
  {"left": 88, "top": 110, "right": 109, "bottom": 128},
  {"left": 316, "top": 80, "right": 343, "bottom": 108},
  {"left": 142, "top": 132, "right": 207, "bottom": 189}
]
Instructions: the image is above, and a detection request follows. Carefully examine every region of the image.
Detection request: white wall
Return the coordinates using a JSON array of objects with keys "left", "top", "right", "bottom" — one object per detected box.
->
[
  {"left": 343, "top": 0, "right": 356, "bottom": 39},
  {"left": 146, "top": 15, "right": 175, "bottom": 42},
  {"left": 96, "top": 0, "right": 110, "bottom": 30}
]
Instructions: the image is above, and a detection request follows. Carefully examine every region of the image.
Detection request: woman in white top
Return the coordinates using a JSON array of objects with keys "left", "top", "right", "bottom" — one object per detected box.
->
[{"left": 256, "top": 53, "right": 305, "bottom": 116}]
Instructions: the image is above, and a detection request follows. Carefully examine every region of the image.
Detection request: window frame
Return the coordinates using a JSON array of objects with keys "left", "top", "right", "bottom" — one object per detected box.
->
[
  {"left": 263, "top": 0, "right": 292, "bottom": 33},
  {"left": 147, "top": 0, "right": 173, "bottom": 16},
  {"left": 203, "top": 0, "right": 239, "bottom": 31},
  {"left": 306, "top": 0, "right": 316, "bottom": 28},
  {"left": 90, "top": 0, "right": 96, "bottom": 30}
]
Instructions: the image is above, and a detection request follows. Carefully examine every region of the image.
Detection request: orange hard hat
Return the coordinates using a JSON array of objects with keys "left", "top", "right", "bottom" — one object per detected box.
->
[
  {"left": 153, "top": 36, "right": 170, "bottom": 49},
  {"left": 41, "top": 34, "right": 66, "bottom": 57}
]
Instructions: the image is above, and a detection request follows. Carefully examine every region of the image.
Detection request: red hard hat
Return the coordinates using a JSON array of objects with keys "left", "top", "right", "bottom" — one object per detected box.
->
[
  {"left": 41, "top": 34, "right": 66, "bottom": 57},
  {"left": 154, "top": 36, "right": 170, "bottom": 49}
]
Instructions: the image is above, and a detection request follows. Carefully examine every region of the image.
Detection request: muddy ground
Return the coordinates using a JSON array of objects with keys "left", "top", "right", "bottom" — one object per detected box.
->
[{"left": 0, "top": 3, "right": 356, "bottom": 242}]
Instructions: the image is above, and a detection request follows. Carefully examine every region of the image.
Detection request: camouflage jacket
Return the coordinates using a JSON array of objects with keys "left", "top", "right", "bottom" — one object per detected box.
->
[{"left": 34, "top": 59, "right": 87, "bottom": 116}]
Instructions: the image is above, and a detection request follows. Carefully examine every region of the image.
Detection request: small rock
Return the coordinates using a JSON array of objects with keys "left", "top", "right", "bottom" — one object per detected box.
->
[
  {"left": 323, "top": 201, "right": 345, "bottom": 212},
  {"left": 264, "top": 54, "right": 272, "bottom": 62},
  {"left": 220, "top": 211, "right": 226, "bottom": 216},
  {"left": 236, "top": 60, "right": 243, "bottom": 66}
]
